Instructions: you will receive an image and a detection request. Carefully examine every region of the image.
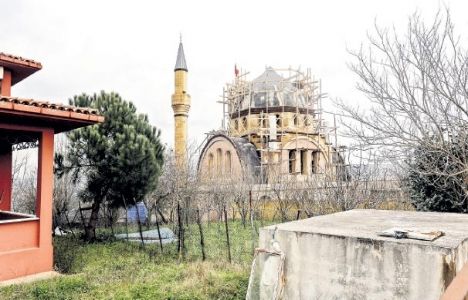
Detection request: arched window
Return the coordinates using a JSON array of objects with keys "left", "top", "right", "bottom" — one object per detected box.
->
[
  {"left": 293, "top": 114, "right": 298, "bottom": 126},
  {"left": 225, "top": 151, "right": 232, "bottom": 174},
  {"left": 234, "top": 119, "right": 239, "bottom": 131},
  {"left": 242, "top": 117, "right": 248, "bottom": 130},
  {"left": 304, "top": 115, "right": 311, "bottom": 126},
  {"left": 289, "top": 150, "right": 296, "bottom": 174},
  {"left": 276, "top": 114, "right": 281, "bottom": 128},
  {"left": 208, "top": 153, "right": 214, "bottom": 177},
  {"left": 216, "top": 148, "right": 223, "bottom": 173}
]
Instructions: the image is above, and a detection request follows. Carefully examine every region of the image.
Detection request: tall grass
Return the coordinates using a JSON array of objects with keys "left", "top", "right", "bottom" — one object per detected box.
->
[{"left": 0, "top": 220, "right": 265, "bottom": 300}]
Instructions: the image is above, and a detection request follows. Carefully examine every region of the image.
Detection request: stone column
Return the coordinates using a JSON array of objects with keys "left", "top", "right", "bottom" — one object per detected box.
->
[{"left": 294, "top": 150, "right": 301, "bottom": 174}]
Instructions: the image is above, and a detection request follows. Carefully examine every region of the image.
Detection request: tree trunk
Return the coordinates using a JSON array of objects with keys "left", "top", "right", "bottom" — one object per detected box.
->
[
  {"left": 155, "top": 212, "right": 163, "bottom": 253},
  {"left": 134, "top": 199, "right": 145, "bottom": 248},
  {"left": 157, "top": 207, "right": 168, "bottom": 224},
  {"left": 65, "top": 211, "right": 76, "bottom": 239},
  {"left": 109, "top": 208, "right": 115, "bottom": 237},
  {"left": 249, "top": 190, "right": 257, "bottom": 255},
  {"left": 123, "top": 197, "right": 129, "bottom": 241},
  {"left": 145, "top": 201, "right": 151, "bottom": 230},
  {"left": 84, "top": 200, "right": 100, "bottom": 241},
  {"left": 78, "top": 202, "right": 87, "bottom": 236}
]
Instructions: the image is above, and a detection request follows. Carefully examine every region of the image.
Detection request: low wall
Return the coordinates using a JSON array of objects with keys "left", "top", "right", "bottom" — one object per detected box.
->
[
  {"left": 0, "top": 213, "right": 52, "bottom": 282},
  {"left": 257, "top": 209, "right": 468, "bottom": 300}
]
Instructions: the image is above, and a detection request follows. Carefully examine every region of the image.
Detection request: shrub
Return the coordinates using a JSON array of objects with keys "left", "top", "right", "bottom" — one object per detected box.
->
[{"left": 407, "top": 141, "right": 468, "bottom": 213}]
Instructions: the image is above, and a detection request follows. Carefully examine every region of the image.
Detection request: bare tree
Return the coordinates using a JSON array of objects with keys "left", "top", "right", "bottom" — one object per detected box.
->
[
  {"left": 146, "top": 142, "right": 201, "bottom": 258},
  {"left": 11, "top": 149, "right": 37, "bottom": 214},
  {"left": 336, "top": 8, "right": 468, "bottom": 210},
  {"left": 53, "top": 136, "right": 81, "bottom": 234}
]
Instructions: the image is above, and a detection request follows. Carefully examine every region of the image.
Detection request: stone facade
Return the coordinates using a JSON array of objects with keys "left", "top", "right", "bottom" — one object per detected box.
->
[
  {"left": 198, "top": 67, "right": 342, "bottom": 183},
  {"left": 197, "top": 133, "right": 260, "bottom": 181}
]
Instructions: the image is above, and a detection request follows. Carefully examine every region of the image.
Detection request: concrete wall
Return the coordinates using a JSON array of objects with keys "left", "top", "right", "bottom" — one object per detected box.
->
[
  {"left": 256, "top": 210, "right": 468, "bottom": 300},
  {"left": 0, "top": 129, "right": 54, "bottom": 281}
]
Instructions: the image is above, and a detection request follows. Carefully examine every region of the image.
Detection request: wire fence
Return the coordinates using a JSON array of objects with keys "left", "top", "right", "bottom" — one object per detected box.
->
[
  {"left": 53, "top": 184, "right": 411, "bottom": 266},
  {"left": 55, "top": 204, "right": 275, "bottom": 265}
]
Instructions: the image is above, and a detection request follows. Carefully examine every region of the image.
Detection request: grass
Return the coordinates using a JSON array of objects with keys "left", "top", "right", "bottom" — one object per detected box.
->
[
  {"left": 0, "top": 220, "right": 265, "bottom": 300},
  {"left": 0, "top": 202, "right": 411, "bottom": 299}
]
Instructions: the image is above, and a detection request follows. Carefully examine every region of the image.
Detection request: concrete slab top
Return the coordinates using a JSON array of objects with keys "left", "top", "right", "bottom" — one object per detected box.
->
[{"left": 264, "top": 209, "right": 468, "bottom": 249}]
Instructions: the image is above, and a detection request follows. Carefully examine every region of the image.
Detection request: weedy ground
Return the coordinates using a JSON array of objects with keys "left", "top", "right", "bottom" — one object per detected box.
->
[
  {"left": 0, "top": 220, "right": 265, "bottom": 300},
  {"left": 0, "top": 202, "right": 412, "bottom": 299}
]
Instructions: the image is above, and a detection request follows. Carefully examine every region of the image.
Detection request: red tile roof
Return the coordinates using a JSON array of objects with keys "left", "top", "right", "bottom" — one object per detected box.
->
[
  {"left": 0, "top": 53, "right": 42, "bottom": 69},
  {"left": 0, "top": 52, "right": 42, "bottom": 85},
  {"left": 0, "top": 96, "right": 104, "bottom": 123}
]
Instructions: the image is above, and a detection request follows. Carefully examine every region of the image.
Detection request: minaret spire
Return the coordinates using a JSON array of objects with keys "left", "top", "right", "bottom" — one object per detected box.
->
[
  {"left": 174, "top": 36, "right": 188, "bottom": 72},
  {"left": 171, "top": 37, "right": 191, "bottom": 167}
]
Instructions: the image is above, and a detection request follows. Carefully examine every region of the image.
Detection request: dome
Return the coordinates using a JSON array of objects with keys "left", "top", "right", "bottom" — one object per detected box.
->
[{"left": 233, "top": 67, "right": 310, "bottom": 111}]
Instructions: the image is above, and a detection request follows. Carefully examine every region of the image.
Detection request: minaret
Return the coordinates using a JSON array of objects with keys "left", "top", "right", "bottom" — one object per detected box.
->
[{"left": 171, "top": 37, "right": 191, "bottom": 166}]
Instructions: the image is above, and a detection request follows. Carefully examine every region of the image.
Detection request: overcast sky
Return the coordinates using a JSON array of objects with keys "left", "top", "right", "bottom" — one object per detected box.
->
[{"left": 2, "top": 0, "right": 468, "bottom": 149}]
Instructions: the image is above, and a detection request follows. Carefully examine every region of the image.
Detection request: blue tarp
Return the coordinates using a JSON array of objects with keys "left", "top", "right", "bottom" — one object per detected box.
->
[{"left": 127, "top": 202, "right": 148, "bottom": 223}]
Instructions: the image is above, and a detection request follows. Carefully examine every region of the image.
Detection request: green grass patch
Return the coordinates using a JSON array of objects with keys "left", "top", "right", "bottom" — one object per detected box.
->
[{"left": 0, "top": 220, "right": 265, "bottom": 300}]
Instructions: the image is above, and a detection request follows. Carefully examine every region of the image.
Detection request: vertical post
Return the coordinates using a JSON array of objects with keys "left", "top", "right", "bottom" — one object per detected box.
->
[
  {"left": 249, "top": 189, "right": 256, "bottom": 255},
  {"left": 296, "top": 209, "right": 301, "bottom": 220},
  {"left": 177, "top": 202, "right": 185, "bottom": 259},
  {"left": 0, "top": 143, "right": 12, "bottom": 211},
  {"left": 295, "top": 150, "right": 301, "bottom": 174},
  {"left": 306, "top": 150, "right": 312, "bottom": 176},
  {"left": 36, "top": 129, "right": 54, "bottom": 252},
  {"left": 249, "top": 190, "right": 253, "bottom": 222},
  {"left": 133, "top": 199, "right": 145, "bottom": 248},
  {"left": 196, "top": 208, "right": 206, "bottom": 261},
  {"left": 223, "top": 205, "right": 232, "bottom": 263},
  {"left": 0, "top": 69, "right": 12, "bottom": 96}
]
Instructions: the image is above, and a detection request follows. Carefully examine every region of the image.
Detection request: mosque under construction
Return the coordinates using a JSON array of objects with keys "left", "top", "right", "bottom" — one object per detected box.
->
[{"left": 171, "top": 39, "right": 346, "bottom": 184}]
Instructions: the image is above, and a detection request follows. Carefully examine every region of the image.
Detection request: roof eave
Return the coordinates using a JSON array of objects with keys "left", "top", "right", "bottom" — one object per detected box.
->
[{"left": 0, "top": 53, "right": 43, "bottom": 85}]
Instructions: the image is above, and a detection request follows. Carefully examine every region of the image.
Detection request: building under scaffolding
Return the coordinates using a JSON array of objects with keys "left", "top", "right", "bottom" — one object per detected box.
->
[{"left": 197, "top": 66, "right": 345, "bottom": 183}]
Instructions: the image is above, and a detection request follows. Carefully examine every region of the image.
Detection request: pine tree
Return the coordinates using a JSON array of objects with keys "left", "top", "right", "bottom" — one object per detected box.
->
[{"left": 56, "top": 91, "right": 164, "bottom": 240}]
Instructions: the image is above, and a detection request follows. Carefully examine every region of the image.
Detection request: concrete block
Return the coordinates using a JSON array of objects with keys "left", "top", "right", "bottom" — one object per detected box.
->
[{"left": 258, "top": 209, "right": 468, "bottom": 300}]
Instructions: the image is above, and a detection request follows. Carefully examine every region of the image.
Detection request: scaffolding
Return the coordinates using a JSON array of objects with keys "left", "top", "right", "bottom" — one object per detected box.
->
[{"left": 217, "top": 66, "right": 344, "bottom": 183}]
